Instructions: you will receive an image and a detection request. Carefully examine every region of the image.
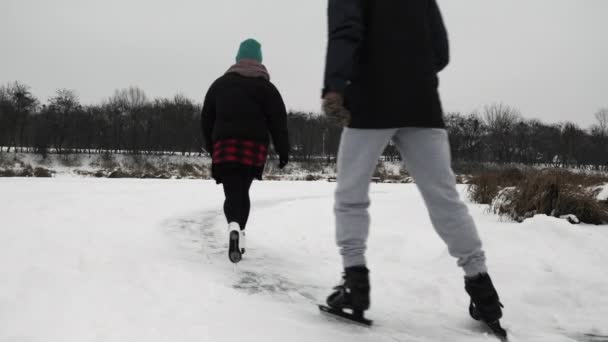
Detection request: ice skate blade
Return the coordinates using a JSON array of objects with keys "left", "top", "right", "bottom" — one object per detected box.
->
[
  {"left": 469, "top": 304, "right": 507, "bottom": 340},
  {"left": 228, "top": 231, "right": 241, "bottom": 263},
  {"left": 318, "top": 305, "right": 372, "bottom": 327},
  {"left": 472, "top": 320, "right": 507, "bottom": 341},
  {"left": 486, "top": 321, "right": 508, "bottom": 341}
]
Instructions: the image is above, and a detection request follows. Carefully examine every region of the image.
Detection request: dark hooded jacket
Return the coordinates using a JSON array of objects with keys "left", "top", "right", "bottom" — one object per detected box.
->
[
  {"left": 324, "top": 0, "right": 449, "bottom": 129},
  {"left": 201, "top": 71, "right": 289, "bottom": 182}
]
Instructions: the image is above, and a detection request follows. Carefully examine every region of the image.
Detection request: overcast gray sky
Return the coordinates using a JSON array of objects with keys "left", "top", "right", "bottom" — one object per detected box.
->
[{"left": 1, "top": 0, "right": 606, "bottom": 126}]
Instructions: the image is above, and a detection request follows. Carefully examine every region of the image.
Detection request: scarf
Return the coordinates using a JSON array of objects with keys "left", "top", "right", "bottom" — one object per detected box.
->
[{"left": 226, "top": 59, "right": 270, "bottom": 81}]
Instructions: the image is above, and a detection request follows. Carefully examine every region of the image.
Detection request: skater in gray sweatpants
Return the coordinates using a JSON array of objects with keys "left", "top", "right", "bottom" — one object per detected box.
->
[
  {"left": 334, "top": 127, "right": 487, "bottom": 275},
  {"left": 320, "top": 0, "right": 506, "bottom": 335}
]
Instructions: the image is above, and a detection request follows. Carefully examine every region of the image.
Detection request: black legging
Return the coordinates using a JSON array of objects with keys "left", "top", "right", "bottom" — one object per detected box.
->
[{"left": 222, "top": 174, "right": 254, "bottom": 230}]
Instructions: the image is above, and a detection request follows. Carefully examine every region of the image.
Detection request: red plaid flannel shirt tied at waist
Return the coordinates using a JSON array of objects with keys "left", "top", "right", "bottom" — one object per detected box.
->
[{"left": 212, "top": 139, "right": 268, "bottom": 167}]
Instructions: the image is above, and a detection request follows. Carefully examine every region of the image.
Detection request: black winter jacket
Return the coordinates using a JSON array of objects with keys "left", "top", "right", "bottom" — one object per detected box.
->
[
  {"left": 324, "top": 0, "right": 449, "bottom": 129},
  {"left": 201, "top": 73, "right": 290, "bottom": 159}
]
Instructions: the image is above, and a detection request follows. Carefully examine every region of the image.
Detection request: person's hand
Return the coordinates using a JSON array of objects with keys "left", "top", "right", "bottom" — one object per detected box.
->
[
  {"left": 279, "top": 155, "right": 289, "bottom": 169},
  {"left": 322, "top": 92, "right": 351, "bottom": 126}
]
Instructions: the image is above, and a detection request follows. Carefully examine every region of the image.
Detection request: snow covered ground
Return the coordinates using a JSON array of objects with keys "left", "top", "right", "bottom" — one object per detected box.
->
[{"left": 1, "top": 178, "right": 607, "bottom": 342}]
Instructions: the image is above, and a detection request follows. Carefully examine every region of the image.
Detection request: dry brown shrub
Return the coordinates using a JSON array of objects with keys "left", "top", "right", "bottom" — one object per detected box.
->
[
  {"left": 58, "top": 154, "right": 81, "bottom": 167},
  {"left": 305, "top": 174, "right": 322, "bottom": 181},
  {"left": 90, "top": 153, "right": 119, "bottom": 170},
  {"left": 456, "top": 175, "right": 470, "bottom": 184},
  {"left": 0, "top": 169, "right": 16, "bottom": 177},
  {"left": 17, "top": 165, "right": 34, "bottom": 177},
  {"left": 33, "top": 167, "right": 53, "bottom": 177},
  {"left": 468, "top": 168, "right": 525, "bottom": 204},
  {"left": 177, "top": 163, "right": 205, "bottom": 178},
  {"left": 0, "top": 153, "right": 12, "bottom": 168},
  {"left": 490, "top": 170, "right": 608, "bottom": 225},
  {"left": 108, "top": 169, "right": 137, "bottom": 179}
]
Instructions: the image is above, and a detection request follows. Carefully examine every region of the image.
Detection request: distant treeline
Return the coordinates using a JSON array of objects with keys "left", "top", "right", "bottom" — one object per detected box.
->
[{"left": 1, "top": 82, "right": 607, "bottom": 170}]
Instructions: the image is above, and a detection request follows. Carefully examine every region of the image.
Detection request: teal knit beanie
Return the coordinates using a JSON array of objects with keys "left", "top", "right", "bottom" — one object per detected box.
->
[{"left": 236, "top": 39, "right": 263, "bottom": 63}]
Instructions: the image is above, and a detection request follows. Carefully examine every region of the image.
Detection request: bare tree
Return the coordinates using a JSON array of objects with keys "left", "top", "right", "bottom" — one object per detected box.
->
[
  {"left": 559, "top": 122, "right": 590, "bottom": 167},
  {"left": 47, "top": 89, "right": 81, "bottom": 153},
  {"left": 595, "top": 108, "right": 608, "bottom": 136},
  {"left": 0, "top": 86, "right": 11, "bottom": 152},
  {"left": 51, "top": 89, "right": 79, "bottom": 112},
  {"left": 446, "top": 112, "right": 486, "bottom": 163},
  {"left": 590, "top": 108, "right": 608, "bottom": 170},
  {"left": 483, "top": 103, "right": 522, "bottom": 163},
  {"left": 109, "top": 86, "right": 148, "bottom": 112},
  {"left": 0, "top": 82, "right": 38, "bottom": 153},
  {"left": 108, "top": 87, "right": 149, "bottom": 153}
]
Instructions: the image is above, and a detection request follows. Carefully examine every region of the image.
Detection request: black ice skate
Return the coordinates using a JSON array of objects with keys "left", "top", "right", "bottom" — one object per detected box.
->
[
  {"left": 227, "top": 222, "right": 245, "bottom": 263},
  {"left": 465, "top": 273, "right": 507, "bottom": 339},
  {"left": 319, "top": 266, "right": 372, "bottom": 326}
]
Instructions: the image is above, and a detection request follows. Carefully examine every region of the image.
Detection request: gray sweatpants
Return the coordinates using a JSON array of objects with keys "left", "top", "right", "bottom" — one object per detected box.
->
[{"left": 335, "top": 127, "right": 487, "bottom": 276}]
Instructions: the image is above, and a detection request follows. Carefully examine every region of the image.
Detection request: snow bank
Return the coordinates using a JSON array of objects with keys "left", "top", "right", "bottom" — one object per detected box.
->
[
  {"left": 0, "top": 152, "right": 415, "bottom": 182},
  {"left": 597, "top": 183, "right": 608, "bottom": 201},
  {"left": 0, "top": 152, "right": 212, "bottom": 179}
]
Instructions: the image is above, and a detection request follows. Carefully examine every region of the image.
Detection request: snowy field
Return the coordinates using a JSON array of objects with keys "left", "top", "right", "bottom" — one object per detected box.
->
[{"left": 1, "top": 178, "right": 607, "bottom": 342}]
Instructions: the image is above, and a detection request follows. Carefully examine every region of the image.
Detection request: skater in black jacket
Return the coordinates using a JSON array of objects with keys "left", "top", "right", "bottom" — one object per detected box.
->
[
  {"left": 320, "top": 0, "right": 506, "bottom": 336},
  {"left": 201, "top": 38, "right": 290, "bottom": 264}
]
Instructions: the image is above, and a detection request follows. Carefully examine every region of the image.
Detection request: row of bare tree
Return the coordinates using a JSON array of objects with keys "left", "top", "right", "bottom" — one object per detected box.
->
[
  {"left": 1, "top": 82, "right": 607, "bottom": 170},
  {"left": 446, "top": 104, "right": 608, "bottom": 170},
  {"left": 0, "top": 83, "right": 201, "bottom": 156}
]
